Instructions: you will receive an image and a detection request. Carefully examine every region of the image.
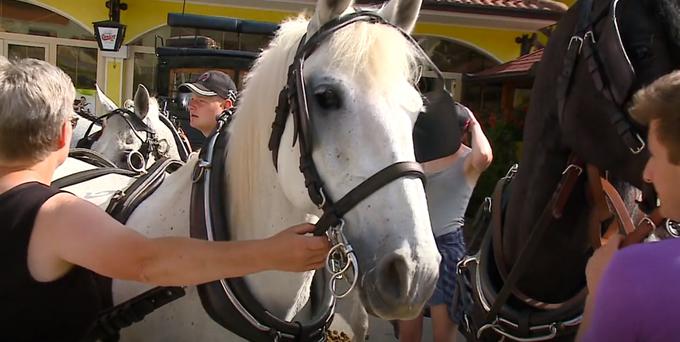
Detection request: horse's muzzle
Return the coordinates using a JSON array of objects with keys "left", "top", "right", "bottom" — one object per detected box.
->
[{"left": 360, "top": 251, "right": 439, "bottom": 319}]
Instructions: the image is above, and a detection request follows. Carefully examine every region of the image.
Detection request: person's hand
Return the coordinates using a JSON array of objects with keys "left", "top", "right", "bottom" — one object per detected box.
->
[
  {"left": 457, "top": 104, "right": 477, "bottom": 132},
  {"left": 266, "top": 223, "right": 331, "bottom": 272},
  {"left": 585, "top": 234, "right": 623, "bottom": 296}
]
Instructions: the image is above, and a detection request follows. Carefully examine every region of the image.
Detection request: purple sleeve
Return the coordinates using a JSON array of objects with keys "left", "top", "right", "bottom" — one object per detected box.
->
[{"left": 580, "top": 252, "right": 642, "bottom": 342}]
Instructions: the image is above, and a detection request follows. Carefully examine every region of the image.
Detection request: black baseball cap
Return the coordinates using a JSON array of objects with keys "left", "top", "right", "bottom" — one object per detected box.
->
[{"left": 179, "top": 70, "right": 236, "bottom": 100}]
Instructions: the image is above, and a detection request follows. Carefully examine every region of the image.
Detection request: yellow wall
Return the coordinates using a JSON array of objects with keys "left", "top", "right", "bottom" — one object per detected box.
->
[
  {"left": 414, "top": 23, "right": 526, "bottom": 63},
  {"left": 105, "top": 60, "right": 124, "bottom": 106},
  {"left": 35, "top": 0, "right": 546, "bottom": 63},
  {"left": 33, "top": 0, "right": 573, "bottom": 102}
]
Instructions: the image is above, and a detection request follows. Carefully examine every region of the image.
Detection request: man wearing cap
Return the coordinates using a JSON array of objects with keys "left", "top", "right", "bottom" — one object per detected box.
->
[{"left": 179, "top": 70, "right": 237, "bottom": 137}]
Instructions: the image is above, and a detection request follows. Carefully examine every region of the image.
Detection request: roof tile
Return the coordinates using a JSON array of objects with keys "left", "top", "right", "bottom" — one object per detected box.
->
[
  {"left": 424, "top": 0, "right": 567, "bottom": 13},
  {"left": 473, "top": 48, "right": 543, "bottom": 77}
]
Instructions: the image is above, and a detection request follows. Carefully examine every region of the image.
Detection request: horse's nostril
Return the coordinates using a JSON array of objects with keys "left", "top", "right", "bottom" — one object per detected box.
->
[{"left": 376, "top": 253, "right": 411, "bottom": 303}]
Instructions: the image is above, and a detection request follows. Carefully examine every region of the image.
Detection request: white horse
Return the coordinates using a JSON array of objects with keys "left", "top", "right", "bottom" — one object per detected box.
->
[
  {"left": 90, "top": 84, "right": 185, "bottom": 170},
  {"left": 54, "top": 0, "right": 439, "bottom": 340}
]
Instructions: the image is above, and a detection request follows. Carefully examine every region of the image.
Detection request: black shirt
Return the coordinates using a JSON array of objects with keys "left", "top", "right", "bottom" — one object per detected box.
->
[{"left": 0, "top": 182, "right": 109, "bottom": 341}]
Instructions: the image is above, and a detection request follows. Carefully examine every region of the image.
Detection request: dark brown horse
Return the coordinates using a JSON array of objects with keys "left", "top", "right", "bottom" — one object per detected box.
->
[{"left": 459, "top": 0, "right": 680, "bottom": 340}]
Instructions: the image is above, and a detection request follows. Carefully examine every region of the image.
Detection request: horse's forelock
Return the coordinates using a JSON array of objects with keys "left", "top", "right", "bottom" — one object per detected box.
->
[{"left": 326, "top": 21, "right": 421, "bottom": 92}]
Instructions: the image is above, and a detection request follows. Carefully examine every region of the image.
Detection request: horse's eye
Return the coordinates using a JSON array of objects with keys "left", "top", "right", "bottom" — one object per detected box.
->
[
  {"left": 632, "top": 45, "right": 652, "bottom": 61},
  {"left": 314, "top": 86, "right": 341, "bottom": 110}
]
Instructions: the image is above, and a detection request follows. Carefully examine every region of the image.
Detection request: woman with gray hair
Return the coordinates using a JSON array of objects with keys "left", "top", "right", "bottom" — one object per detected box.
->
[{"left": 0, "top": 57, "right": 329, "bottom": 341}]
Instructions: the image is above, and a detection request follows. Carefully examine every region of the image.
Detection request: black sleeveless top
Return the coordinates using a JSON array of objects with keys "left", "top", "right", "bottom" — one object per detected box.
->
[{"left": 0, "top": 182, "right": 109, "bottom": 342}]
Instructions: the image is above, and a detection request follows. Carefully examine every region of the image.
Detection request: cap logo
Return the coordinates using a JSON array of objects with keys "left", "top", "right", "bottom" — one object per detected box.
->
[{"left": 198, "top": 73, "right": 210, "bottom": 82}]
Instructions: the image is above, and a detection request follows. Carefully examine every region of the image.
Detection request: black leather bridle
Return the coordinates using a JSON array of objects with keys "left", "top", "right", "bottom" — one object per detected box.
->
[
  {"left": 268, "top": 11, "right": 459, "bottom": 236},
  {"left": 77, "top": 108, "right": 168, "bottom": 172},
  {"left": 557, "top": 0, "right": 645, "bottom": 154}
]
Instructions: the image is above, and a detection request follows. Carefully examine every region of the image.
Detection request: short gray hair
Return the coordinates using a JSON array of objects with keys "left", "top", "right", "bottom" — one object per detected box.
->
[{"left": 0, "top": 57, "right": 75, "bottom": 164}]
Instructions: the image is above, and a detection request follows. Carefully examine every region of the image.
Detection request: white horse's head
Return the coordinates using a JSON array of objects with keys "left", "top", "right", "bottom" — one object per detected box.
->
[
  {"left": 229, "top": 0, "right": 439, "bottom": 319},
  {"left": 92, "top": 84, "right": 177, "bottom": 171}
]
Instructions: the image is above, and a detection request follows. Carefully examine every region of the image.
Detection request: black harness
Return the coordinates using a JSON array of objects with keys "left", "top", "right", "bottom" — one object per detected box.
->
[
  {"left": 456, "top": 1, "right": 657, "bottom": 340},
  {"left": 77, "top": 108, "right": 191, "bottom": 172},
  {"left": 188, "top": 112, "right": 334, "bottom": 341},
  {"left": 556, "top": 0, "right": 645, "bottom": 154}
]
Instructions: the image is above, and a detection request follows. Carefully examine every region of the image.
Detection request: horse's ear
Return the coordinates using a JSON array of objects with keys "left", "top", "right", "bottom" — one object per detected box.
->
[
  {"left": 134, "top": 84, "right": 150, "bottom": 120},
  {"left": 308, "top": 0, "right": 354, "bottom": 36},
  {"left": 378, "top": 0, "right": 422, "bottom": 33},
  {"left": 95, "top": 84, "right": 118, "bottom": 116}
]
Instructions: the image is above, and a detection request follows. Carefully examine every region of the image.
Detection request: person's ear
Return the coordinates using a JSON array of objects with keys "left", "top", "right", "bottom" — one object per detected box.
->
[
  {"left": 223, "top": 99, "right": 233, "bottom": 109},
  {"left": 56, "top": 118, "right": 69, "bottom": 150}
]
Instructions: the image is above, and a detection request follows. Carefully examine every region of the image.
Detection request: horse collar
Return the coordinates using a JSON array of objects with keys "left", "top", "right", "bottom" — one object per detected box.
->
[{"left": 189, "top": 121, "right": 335, "bottom": 342}]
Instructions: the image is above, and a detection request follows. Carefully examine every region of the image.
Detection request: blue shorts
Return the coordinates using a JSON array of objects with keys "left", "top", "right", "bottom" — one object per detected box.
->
[{"left": 429, "top": 229, "right": 466, "bottom": 324}]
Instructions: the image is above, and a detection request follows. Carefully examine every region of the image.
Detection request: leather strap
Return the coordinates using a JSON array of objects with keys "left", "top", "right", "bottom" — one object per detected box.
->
[
  {"left": 69, "top": 148, "right": 117, "bottom": 168},
  {"left": 106, "top": 158, "right": 184, "bottom": 223},
  {"left": 191, "top": 117, "right": 334, "bottom": 342},
  {"left": 158, "top": 113, "right": 192, "bottom": 161},
  {"left": 313, "top": 161, "right": 425, "bottom": 235},
  {"left": 621, "top": 208, "right": 665, "bottom": 247},
  {"left": 85, "top": 286, "right": 185, "bottom": 342},
  {"left": 52, "top": 167, "right": 138, "bottom": 189},
  {"left": 485, "top": 158, "right": 585, "bottom": 323}
]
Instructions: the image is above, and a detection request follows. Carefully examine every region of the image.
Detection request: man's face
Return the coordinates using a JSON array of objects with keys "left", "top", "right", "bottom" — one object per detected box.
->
[
  {"left": 643, "top": 120, "right": 680, "bottom": 220},
  {"left": 188, "top": 93, "right": 230, "bottom": 136}
]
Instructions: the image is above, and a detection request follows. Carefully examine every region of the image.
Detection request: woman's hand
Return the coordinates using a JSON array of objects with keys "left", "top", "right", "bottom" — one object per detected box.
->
[{"left": 266, "top": 223, "right": 331, "bottom": 272}]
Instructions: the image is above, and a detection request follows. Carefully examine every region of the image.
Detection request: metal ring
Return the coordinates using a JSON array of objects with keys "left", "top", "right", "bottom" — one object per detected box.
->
[
  {"left": 561, "top": 163, "right": 583, "bottom": 176},
  {"left": 329, "top": 254, "right": 358, "bottom": 299},
  {"left": 629, "top": 133, "right": 646, "bottom": 154},
  {"left": 477, "top": 321, "right": 558, "bottom": 342},
  {"left": 125, "top": 150, "right": 146, "bottom": 172},
  {"left": 666, "top": 219, "right": 680, "bottom": 238},
  {"left": 637, "top": 216, "right": 655, "bottom": 230}
]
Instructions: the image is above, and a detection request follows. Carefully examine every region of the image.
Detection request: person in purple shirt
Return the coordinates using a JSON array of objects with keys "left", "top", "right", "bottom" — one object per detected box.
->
[{"left": 578, "top": 70, "right": 680, "bottom": 341}]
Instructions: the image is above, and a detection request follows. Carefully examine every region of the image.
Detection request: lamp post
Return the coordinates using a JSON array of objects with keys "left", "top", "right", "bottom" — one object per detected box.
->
[{"left": 93, "top": 0, "right": 128, "bottom": 52}]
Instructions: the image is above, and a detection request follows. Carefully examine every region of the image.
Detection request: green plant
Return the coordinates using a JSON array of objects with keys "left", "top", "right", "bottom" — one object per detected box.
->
[{"left": 467, "top": 116, "right": 523, "bottom": 218}]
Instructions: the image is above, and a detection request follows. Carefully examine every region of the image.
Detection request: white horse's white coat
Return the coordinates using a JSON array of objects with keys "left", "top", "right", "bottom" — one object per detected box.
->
[{"left": 54, "top": 1, "right": 440, "bottom": 340}]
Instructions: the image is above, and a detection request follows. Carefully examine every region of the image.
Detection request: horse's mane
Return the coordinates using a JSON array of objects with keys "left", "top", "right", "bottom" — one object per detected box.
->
[
  {"left": 227, "top": 12, "right": 422, "bottom": 228},
  {"left": 654, "top": 0, "right": 680, "bottom": 51}
]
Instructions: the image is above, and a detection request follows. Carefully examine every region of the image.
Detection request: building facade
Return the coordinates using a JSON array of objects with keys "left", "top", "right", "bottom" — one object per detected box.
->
[{"left": 0, "top": 0, "right": 571, "bottom": 111}]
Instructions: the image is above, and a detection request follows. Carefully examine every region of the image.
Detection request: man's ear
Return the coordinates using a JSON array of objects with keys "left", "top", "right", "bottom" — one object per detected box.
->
[{"left": 223, "top": 99, "right": 233, "bottom": 109}]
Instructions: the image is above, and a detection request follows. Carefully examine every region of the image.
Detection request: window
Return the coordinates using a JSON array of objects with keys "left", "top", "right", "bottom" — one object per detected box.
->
[
  {"left": 57, "top": 45, "right": 97, "bottom": 89},
  {"left": 133, "top": 52, "right": 158, "bottom": 95}
]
